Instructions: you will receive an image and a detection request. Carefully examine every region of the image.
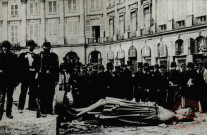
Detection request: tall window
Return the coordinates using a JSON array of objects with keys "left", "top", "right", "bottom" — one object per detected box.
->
[
  {"left": 49, "top": 1, "right": 57, "bottom": 13},
  {"left": 48, "top": 21, "right": 58, "bottom": 44},
  {"left": 68, "top": 20, "right": 78, "bottom": 34},
  {"left": 11, "top": 4, "right": 18, "bottom": 17},
  {"left": 119, "top": 15, "right": 124, "bottom": 34},
  {"left": 91, "top": 0, "right": 101, "bottom": 10},
  {"left": 67, "top": 18, "right": 79, "bottom": 44},
  {"left": 10, "top": 24, "right": 18, "bottom": 43},
  {"left": 109, "top": 19, "right": 114, "bottom": 37},
  {"left": 175, "top": 39, "right": 184, "bottom": 55},
  {"left": 68, "top": 0, "right": 77, "bottom": 12},
  {"left": 131, "top": 11, "right": 136, "bottom": 32},
  {"left": 144, "top": 6, "right": 150, "bottom": 28},
  {"left": 29, "top": 23, "right": 39, "bottom": 42},
  {"left": 29, "top": 2, "right": 39, "bottom": 15}
]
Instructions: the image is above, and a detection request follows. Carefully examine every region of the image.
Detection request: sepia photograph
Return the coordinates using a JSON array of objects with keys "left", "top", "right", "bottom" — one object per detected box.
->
[{"left": 0, "top": 0, "right": 207, "bottom": 134}]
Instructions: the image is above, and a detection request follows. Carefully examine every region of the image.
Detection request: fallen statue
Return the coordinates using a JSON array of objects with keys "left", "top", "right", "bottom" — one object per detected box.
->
[{"left": 55, "top": 92, "right": 199, "bottom": 125}]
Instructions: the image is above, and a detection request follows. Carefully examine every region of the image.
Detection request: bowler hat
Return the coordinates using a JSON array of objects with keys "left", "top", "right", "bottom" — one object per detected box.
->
[
  {"left": 170, "top": 62, "right": 177, "bottom": 67},
  {"left": 1, "top": 41, "right": 12, "bottom": 48},
  {"left": 27, "top": 40, "right": 37, "bottom": 47},
  {"left": 43, "top": 42, "right": 51, "bottom": 48}
]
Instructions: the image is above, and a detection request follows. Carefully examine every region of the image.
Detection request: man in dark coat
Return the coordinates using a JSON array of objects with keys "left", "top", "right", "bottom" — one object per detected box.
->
[
  {"left": 18, "top": 40, "right": 39, "bottom": 113},
  {"left": 158, "top": 65, "right": 169, "bottom": 108},
  {"left": 133, "top": 62, "right": 145, "bottom": 102},
  {"left": 168, "top": 62, "right": 180, "bottom": 109},
  {"left": 105, "top": 63, "right": 116, "bottom": 97},
  {"left": 183, "top": 62, "right": 205, "bottom": 102},
  {"left": 37, "top": 42, "right": 59, "bottom": 116},
  {"left": 0, "top": 41, "right": 18, "bottom": 120},
  {"left": 120, "top": 63, "right": 133, "bottom": 100},
  {"left": 143, "top": 63, "right": 152, "bottom": 102}
]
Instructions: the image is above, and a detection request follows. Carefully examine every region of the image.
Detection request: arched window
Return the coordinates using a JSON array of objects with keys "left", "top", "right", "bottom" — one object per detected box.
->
[
  {"left": 196, "top": 36, "right": 206, "bottom": 53},
  {"left": 158, "top": 42, "right": 167, "bottom": 57},
  {"left": 128, "top": 46, "right": 137, "bottom": 58},
  {"left": 116, "top": 47, "right": 125, "bottom": 65},
  {"left": 128, "top": 46, "right": 137, "bottom": 72},
  {"left": 107, "top": 48, "right": 114, "bottom": 63},
  {"left": 88, "top": 51, "right": 102, "bottom": 64},
  {"left": 141, "top": 45, "right": 151, "bottom": 57},
  {"left": 141, "top": 45, "right": 151, "bottom": 64},
  {"left": 175, "top": 39, "right": 184, "bottom": 55}
]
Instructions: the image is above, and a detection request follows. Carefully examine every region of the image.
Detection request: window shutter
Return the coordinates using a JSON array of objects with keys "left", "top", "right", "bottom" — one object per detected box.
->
[{"left": 85, "top": 19, "right": 91, "bottom": 38}]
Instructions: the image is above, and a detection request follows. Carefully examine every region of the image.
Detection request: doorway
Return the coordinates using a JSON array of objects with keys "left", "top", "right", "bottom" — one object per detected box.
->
[{"left": 92, "top": 26, "right": 100, "bottom": 43}]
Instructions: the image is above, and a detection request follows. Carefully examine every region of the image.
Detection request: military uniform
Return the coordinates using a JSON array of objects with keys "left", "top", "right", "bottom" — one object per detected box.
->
[
  {"left": 38, "top": 42, "right": 59, "bottom": 115},
  {"left": 18, "top": 40, "right": 39, "bottom": 111},
  {"left": 0, "top": 41, "right": 18, "bottom": 119}
]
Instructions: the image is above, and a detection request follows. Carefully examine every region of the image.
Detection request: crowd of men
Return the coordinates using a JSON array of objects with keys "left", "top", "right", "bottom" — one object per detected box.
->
[
  {"left": 64, "top": 57, "right": 207, "bottom": 112},
  {"left": 0, "top": 39, "right": 207, "bottom": 121}
]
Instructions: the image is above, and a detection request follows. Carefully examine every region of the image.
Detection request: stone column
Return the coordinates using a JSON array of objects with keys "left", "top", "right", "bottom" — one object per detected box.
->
[
  {"left": 186, "top": 0, "right": 193, "bottom": 27},
  {"left": 167, "top": 0, "right": 173, "bottom": 30},
  {"left": 59, "top": 0, "right": 64, "bottom": 45},
  {"left": 151, "top": 0, "right": 156, "bottom": 33},
  {"left": 2, "top": 1, "right": 8, "bottom": 41},
  {"left": 40, "top": 0, "right": 46, "bottom": 46},
  {"left": 137, "top": 1, "right": 143, "bottom": 36},
  {"left": 79, "top": 0, "right": 85, "bottom": 44},
  {"left": 20, "top": 0, "right": 27, "bottom": 47}
]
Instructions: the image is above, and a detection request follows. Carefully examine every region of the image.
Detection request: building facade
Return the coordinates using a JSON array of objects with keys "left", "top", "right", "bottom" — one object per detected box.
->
[{"left": 0, "top": 0, "right": 207, "bottom": 70}]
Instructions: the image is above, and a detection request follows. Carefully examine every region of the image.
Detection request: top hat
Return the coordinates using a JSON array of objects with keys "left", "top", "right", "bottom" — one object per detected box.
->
[
  {"left": 160, "top": 65, "right": 166, "bottom": 69},
  {"left": 27, "top": 40, "right": 37, "bottom": 47},
  {"left": 149, "top": 66, "right": 154, "bottom": 70},
  {"left": 99, "top": 65, "right": 105, "bottom": 70},
  {"left": 80, "top": 65, "right": 87, "bottom": 69},
  {"left": 43, "top": 42, "right": 51, "bottom": 48},
  {"left": 144, "top": 63, "right": 149, "bottom": 67},
  {"left": 127, "top": 61, "right": 132, "bottom": 66},
  {"left": 93, "top": 65, "right": 98, "bottom": 69},
  {"left": 181, "top": 63, "right": 186, "bottom": 68},
  {"left": 106, "top": 62, "right": 113, "bottom": 69},
  {"left": 170, "top": 62, "right": 177, "bottom": 67},
  {"left": 1, "top": 41, "right": 12, "bottom": 48},
  {"left": 121, "top": 63, "right": 127, "bottom": 67},
  {"left": 155, "top": 64, "right": 159, "bottom": 69},
  {"left": 138, "top": 62, "right": 143, "bottom": 68}
]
